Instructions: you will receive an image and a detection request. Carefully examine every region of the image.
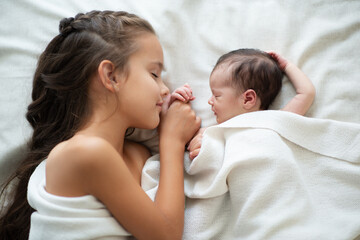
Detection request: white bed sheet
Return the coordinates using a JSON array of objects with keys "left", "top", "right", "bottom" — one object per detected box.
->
[{"left": 1, "top": 0, "right": 359, "bottom": 238}]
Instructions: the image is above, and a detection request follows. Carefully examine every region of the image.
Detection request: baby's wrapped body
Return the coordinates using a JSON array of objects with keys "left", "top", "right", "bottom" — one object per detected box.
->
[{"left": 143, "top": 111, "right": 360, "bottom": 240}]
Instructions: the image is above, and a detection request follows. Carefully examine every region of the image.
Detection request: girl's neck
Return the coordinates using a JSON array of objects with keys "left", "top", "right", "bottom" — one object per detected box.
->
[{"left": 78, "top": 114, "right": 129, "bottom": 157}]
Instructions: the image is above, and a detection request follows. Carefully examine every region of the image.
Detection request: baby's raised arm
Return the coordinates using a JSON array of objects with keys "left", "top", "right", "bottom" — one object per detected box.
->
[{"left": 268, "top": 51, "right": 316, "bottom": 116}]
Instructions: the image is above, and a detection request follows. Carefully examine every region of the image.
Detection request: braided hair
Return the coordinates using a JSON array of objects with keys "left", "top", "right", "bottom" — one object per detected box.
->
[{"left": 0, "top": 10, "right": 155, "bottom": 239}]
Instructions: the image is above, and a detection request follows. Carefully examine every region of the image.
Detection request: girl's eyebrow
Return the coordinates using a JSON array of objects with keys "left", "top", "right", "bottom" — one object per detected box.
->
[{"left": 151, "top": 61, "right": 165, "bottom": 71}]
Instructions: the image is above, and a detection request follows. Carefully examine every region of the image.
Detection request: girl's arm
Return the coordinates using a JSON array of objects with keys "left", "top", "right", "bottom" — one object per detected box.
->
[
  {"left": 81, "top": 102, "right": 200, "bottom": 240},
  {"left": 268, "top": 51, "right": 316, "bottom": 115},
  {"left": 168, "top": 84, "right": 200, "bottom": 160},
  {"left": 155, "top": 101, "right": 200, "bottom": 237}
]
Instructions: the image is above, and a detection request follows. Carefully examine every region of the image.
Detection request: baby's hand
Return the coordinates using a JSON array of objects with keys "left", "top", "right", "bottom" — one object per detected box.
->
[
  {"left": 267, "top": 51, "right": 288, "bottom": 71},
  {"left": 170, "top": 83, "right": 196, "bottom": 105},
  {"left": 187, "top": 127, "right": 206, "bottom": 160}
]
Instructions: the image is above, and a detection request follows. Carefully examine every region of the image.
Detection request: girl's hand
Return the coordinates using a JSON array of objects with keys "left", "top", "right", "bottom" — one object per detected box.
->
[
  {"left": 159, "top": 101, "right": 201, "bottom": 146},
  {"left": 267, "top": 51, "right": 288, "bottom": 71},
  {"left": 187, "top": 127, "right": 206, "bottom": 160}
]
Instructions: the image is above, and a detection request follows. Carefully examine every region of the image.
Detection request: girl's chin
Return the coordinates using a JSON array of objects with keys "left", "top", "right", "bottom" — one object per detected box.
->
[
  {"left": 138, "top": 115, "right": 160, "bottom": 130},
  {"left": 150, "top": 116, "right": 160, "bottom": 129}
]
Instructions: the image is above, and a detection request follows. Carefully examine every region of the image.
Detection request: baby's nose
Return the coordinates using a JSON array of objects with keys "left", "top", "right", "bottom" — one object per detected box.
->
[{"left": 208, "top": 96, "right": 213, "bottom": 105}]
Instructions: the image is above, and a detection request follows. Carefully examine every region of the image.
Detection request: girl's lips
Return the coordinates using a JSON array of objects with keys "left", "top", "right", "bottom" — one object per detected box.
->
[{"left": 156, "top": 102, "right": 163, "bottom": 111}]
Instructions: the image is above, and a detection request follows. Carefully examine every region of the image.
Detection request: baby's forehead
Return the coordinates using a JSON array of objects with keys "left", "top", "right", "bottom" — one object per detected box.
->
[
  {"left": 212, "top": 62, "right": 234, "bottom": 76},
  {"left": 210, "top": 64, "right": 234, "bottom": 87},
  {"left": 211, "top": 62, "right": 234, "bottom": 79}
]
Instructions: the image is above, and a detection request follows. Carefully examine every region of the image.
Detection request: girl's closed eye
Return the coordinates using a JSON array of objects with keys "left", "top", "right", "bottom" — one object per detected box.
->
[{"left": 151, "top": 73, "right": 159, "bottom": 78}]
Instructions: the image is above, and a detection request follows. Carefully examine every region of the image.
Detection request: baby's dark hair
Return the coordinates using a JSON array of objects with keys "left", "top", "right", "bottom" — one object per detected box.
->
[
  {"left": 0, "top": 10, "right": 155, "bottom": 239},
  {"left": 213, "top": 48, "right": 283, "bottom": 110}
]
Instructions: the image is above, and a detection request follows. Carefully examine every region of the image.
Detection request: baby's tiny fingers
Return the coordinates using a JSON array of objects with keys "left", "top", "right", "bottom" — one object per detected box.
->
[
  {"left": 182, "top": 86, "right": 193, "bottom": 98},
  {"left": 172, "top": 92, "right": 186, "bottom": 102},
  {"left": 189, "top": 149, "right": 201, "bottom": 160},
  {"left": 175, "top": 87, "right": 189, "bottom": 96}
]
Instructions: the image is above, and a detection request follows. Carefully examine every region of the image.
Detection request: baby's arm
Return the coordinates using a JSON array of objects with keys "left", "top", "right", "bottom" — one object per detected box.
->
[
  {"left": 187, "top": 127, "right": 206, "bottom": 160},
  {"left": 268, "top": 51, "right": 316, "bottom": 116}
]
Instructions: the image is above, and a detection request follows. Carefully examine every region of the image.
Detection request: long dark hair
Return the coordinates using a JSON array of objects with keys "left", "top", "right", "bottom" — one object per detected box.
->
[{"left": 0, "top": 10, "right": 155, "bottom": 239}]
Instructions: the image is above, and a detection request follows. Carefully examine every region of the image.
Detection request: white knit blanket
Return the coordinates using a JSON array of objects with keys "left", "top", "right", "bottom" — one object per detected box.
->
[
  {"left": 143, "top": 111, "right": 360, "bottom": 240},
  {"left": 28, "top": 111, "right": 360, "bottom": 239}
]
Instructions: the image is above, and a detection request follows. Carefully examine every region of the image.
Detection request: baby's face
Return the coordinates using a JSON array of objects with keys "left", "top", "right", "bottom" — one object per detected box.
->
[{"left": 208, "top": 67, "right": 247, "bottom": 124}]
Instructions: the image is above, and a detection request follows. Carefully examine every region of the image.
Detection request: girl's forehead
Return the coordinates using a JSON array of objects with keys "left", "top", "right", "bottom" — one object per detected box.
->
[{"left": 132, "top": 33, "right": 164, "bottom": 64}]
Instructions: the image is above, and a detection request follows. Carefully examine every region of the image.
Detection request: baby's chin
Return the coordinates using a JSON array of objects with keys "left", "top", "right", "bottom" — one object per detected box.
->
[
  {"left": 217, "top": 114, "right": 237, "bottom": 124},
  {"left": 216, "top": 117, "right": 224, "bottom": 124}
]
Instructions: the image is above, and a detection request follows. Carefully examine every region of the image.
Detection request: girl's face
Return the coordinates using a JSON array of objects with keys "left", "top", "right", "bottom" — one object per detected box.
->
[
  {"left": 208, "top": 66, "right": 246, "bottom": 124},
  {"left": 118, "top": 33, "right": 169, "bottom": 129}
]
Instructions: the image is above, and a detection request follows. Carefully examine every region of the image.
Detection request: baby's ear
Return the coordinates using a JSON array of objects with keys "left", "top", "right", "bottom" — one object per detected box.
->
[
  {"left": 97, "top": 60, "right": 118, "bottom": 92},
  {"left": 242, "top": 89, "right": 258, "bottom": 110}
]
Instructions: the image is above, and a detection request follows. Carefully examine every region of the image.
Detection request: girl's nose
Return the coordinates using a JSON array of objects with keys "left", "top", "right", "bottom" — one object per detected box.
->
[{"left": 160, "top": 81, "right": 170, "bottom": 97}]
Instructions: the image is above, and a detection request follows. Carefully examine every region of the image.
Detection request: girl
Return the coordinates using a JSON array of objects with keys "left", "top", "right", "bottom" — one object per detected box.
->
[{"left": 0, "top": 10, "right": 200, "bottom": 239}]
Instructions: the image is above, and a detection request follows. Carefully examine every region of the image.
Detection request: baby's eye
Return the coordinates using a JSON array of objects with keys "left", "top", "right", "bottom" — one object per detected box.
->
[{"left": 152, "top": 73, "right": 159, "bottom": 78}]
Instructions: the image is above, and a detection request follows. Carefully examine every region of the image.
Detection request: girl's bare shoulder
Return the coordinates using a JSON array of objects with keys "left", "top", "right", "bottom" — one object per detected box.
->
[
  {"left": 48, "top": 135, "right": 117, "bottom": 165},
  {"left": 45, "top": 135, "right": 121, "bottom": 197}
]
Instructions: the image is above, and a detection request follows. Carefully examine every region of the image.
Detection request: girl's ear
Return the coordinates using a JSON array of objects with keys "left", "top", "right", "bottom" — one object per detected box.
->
[
  {"left": 98, "top": 60, "right": 118, "bottom": 92},
  {"left": 241, "top": 89, "right": 258, "bottom": 110}
]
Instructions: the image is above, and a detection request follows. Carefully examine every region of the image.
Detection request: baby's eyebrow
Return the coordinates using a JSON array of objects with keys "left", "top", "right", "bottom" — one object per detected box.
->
[{"left": 211, "top": 88, "right": 220, "bottom": 94}]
